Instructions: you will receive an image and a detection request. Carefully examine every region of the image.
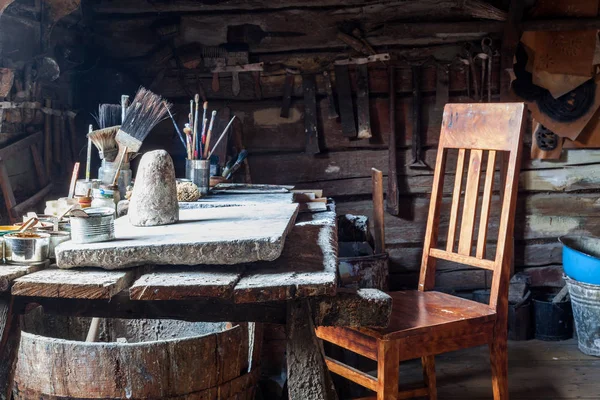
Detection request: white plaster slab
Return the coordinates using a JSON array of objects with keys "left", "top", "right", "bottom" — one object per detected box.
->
[{"left": 56, "top": 204, "right": 299, "bottom": 270}]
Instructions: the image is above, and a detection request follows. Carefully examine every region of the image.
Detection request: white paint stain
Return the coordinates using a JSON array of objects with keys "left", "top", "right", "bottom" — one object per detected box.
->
[
  {"left": 325, "top": 164, "right": 340, "bottom": 174},
  {"left": 526, "top": 215, "right": 580, "bottom": 235}
]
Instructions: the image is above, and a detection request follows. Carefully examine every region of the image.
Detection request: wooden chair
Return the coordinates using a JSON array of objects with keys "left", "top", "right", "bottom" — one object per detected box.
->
[{"left": 317, "top": 103, "right": 526, "bottom": 400}]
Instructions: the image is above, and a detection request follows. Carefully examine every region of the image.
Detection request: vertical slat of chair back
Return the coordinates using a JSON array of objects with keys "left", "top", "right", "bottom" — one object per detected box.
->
[{"left": 418, "top": 103, "right": 526, "bottom": 313}]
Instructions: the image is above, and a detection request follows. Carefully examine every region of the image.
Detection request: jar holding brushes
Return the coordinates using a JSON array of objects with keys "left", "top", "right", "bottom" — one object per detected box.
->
[{"left": 166, "top": 94, "right": 238, "bottom": 196}]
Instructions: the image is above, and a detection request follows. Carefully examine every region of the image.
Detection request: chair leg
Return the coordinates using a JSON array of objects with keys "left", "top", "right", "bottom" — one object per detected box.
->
[
  {"left": 490, "top": 337, "right": 508, "bottom": 400},
  {"left": 421, "top": 356, "right": 437, "bottom": 400},
  {"left": 377, "top": 340, "right": 399, "bottom": 400}
]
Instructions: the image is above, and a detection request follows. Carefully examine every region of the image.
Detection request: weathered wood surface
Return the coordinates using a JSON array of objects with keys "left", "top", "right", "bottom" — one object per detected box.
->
[
  {"left": 0, "top": 296, "right": 19, "bottom": 400},
  {"left": 129, "top": 207, "right": 337, "bottom": 303},
  {"left": 12, "top": 269, "right": 135, "bottom": 299},
  {"left": 130, "top": 267, "right": 245, "bottom": 301},
  {"left": 234, "top": 210, "right": 338, "bottom": 303},
  {"left": 287, "top": 300, "right": 338, "bottom": 400},
  {"left": 13, "top": 289, "right": 392, "bottom": 327},
  {"left": 13, "top": 324, "right": 256, "bottom": 400},
  {"left": 56, "top": 205, "right": 299, "bottom": 269},
  {"left": 0, "top": 264, "right": 44, "bottom": 292}
]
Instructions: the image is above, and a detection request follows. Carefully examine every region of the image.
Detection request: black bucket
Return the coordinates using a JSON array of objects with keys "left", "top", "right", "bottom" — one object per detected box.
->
[{"left": 533, "top": 293, "right": 573, "bottom": 341}]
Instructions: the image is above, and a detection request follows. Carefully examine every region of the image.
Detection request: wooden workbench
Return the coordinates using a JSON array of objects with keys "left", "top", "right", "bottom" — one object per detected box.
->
[{"left": 0, "top": 198, "right": 392, "bottom": 400}]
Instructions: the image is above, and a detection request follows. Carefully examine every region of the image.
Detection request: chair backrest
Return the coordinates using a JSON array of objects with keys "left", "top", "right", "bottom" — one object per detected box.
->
[{"left": 418, "top": 103, "right": 526, "bottom": 314}]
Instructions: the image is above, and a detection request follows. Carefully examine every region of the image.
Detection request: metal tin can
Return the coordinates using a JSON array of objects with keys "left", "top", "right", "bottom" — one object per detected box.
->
[
  {"left": 43, "top": 231, "right": 71, "bottom": 259},
  {"left": 4, "top": 232, "right": 50, "bottom": 264},
  {"left": 186, "top": 159, "right": 210, "bottom": 196},
  {"left": 70, "top": 207, "right": 115, "bottom": 244}
]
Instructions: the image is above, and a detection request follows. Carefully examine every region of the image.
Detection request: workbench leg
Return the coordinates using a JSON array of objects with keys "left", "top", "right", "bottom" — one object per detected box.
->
[
  {"left": 0, "top": 296, "right": 20, "bottom": 400},
  {"left": 286, "top": 300, "right": 338, "bottom": 400}
]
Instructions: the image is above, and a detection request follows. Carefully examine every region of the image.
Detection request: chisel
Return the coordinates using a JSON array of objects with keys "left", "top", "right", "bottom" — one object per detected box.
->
[
  {"left": 334, "top": 64, "right": 357, "bottom": 138},
  {"left": 356, "top": 63, "right": 372, "bottom": 139}
]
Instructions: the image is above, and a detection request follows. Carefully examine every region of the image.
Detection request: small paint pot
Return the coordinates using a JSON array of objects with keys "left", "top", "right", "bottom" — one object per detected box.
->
[
  {"left": 186, "top": 159, "right": 210, "bottom": 196},
  {"left": 43, "top": 231, "right": 71, "bottom": 259},
  {"left": 70, "top": 207, "right": 115, "bottom": 244},
  {"left": 4, "top": 232, "right": 50, "bottom": 264}
]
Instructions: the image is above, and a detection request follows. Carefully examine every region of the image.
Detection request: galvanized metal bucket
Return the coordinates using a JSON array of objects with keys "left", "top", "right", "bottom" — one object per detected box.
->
[
  {"left": 565, "top": 276, "right": 600, "bottom": 357},
  {"left": 69, "top": 207, "right": 115, "bottom": 244}
]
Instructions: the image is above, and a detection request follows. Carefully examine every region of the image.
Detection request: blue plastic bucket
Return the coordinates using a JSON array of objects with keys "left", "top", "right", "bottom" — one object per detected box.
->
[{"left": 559, "top": 236, "right": 600, "bottom": 285}]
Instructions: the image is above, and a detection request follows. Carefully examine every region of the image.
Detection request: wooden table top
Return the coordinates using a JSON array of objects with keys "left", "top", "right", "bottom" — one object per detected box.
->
[{"left": 2, "top": 197, "right": 392, "bottom": 328}]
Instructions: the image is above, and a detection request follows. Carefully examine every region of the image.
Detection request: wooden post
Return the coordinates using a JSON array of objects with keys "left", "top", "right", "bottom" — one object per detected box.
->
[
  {"left": 386, "top": 67, "right": 400, "bottom": 216},
  {"left": 372, "top": 168, "right": 385, "bottom": 254},
  {"left": 499, "top": 0, "right": 524, "bottom": 101},
  {"left": 286, "top": 300, "right": 338, "bottom": 400},
  {"left": 0, "top": 296, "right": 21, "bottom": 400},
  {"left": 44, "top": 99, "right": 52, "bottom": 176}
]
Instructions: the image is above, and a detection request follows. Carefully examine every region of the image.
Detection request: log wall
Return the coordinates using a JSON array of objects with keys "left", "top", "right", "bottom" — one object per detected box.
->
[{"left": 74, "top": 0, "right": 591, "bottom": 293}]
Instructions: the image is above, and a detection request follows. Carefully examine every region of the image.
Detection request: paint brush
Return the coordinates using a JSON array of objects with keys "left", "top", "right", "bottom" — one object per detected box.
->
[
  {"left": 94, "top": 104, "right": 121, "bottom": 129},
  {"left": 200, "top": 101, "right": 208, "bottom": 152},
  {"left": 208, "top": 115, "right": 236, "bottom": 159},
  {"left": 184, "top": 124, "right": 193, "bottom": 160},
  {"left": 193, "top": 94, "right": 200, "bottom": 159},
  {"left": 203, "top": 110, "right": 217, "bottom": 159},
  {"left": 86, "top": 124, "right": 93, "bottom": 182},
  {"left": 163, "top": 101, "right": 186, "bottom": 150},
  {"left": 115, "top": 87, "right": 171, "bottom": 159},
  {"left": 189, "top": 100, "right": 194, "bottom": 127},
  {"left": 121, "top": 95, "right": 129, "bottom": 123},
  {"left": 222, "top": 149, "right": 248, "bottom": 179},
  {"left": 88, "top": 126, "right": 119, "bottom": 162}
]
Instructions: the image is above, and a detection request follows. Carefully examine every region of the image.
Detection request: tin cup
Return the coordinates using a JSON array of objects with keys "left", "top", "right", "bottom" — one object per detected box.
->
[
  {"left": 186, "top": 159, "right": 210, "bottom": 196},
  {"left": 70, "top": 207, "right": 115, "bottom": 244}
]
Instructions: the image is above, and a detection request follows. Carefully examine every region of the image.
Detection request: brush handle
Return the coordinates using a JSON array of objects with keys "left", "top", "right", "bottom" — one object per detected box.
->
[
  {"left": 121, "top": 95, "right": 129, "bottom": 123},
  {"left": 203, "top": 111, "right": 217, "bottom": 159},
  {"left": 68, "top": 162, "right": 81, "bottom": 199},
  {"left": 193, "top": 102, "right": 200, "bottom": 160},
  {"left": 164, "top": 103, "right": 186, "bottom": 151},
  {"left": 208, "top": 116, "right": 236, "bottom": 159},
  {"left": 112, "top": 146, "right": 127, "bottom": 187},
  {"left": 86, "top": 125, "right": 93, "bottom": 182}
]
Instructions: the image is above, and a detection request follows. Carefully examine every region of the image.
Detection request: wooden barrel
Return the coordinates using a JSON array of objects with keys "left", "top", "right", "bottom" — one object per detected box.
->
[{"left": 14, "top": 317, "right": 259, "bottom": 399}]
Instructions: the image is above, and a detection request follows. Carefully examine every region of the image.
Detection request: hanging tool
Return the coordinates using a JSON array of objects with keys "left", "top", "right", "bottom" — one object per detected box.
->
[
  {"left": 211, "top": 62, "right": 264, "bottom": 97},
  {"left": 334, "top": 64, "right": 357, "bottom": 138},
  {"left": 323, "top": 71, "right": 339, "bottom": 119},
  {"left": 201, "top": 46, "right": 227, "bottom": 94},
  {"left": 482, "top": 37, "right": 494, "bottom": 102},
  {"left": 409, "top": 66, "right": 427, "bottom": 169},
  {"left": 280, "top": 68, "right": 298, "bottom": 118},
  {"left": 303, "top": 74, "right": 320, "bottom": 154},
  {"left": 337, "top": 31, "right": 375, "bottom": 56},
  {"left": 461, "top": 43, "right": 479, "bottom": 101},
  {"left": 356, "top": 63, "right": 372, "bottom": 139},
  {"left": 386, "top": 66, "right": 400, "bottom": 216}
]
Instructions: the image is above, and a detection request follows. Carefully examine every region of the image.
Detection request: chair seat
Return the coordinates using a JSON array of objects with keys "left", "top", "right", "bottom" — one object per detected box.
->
[{"left": 359, "top": 290, "right": 497, "bottom": 340}]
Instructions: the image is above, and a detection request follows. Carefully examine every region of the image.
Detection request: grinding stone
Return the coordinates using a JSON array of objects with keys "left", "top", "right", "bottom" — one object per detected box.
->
[{"left": 128, "top": 150, "right": 179, "bottom": 226}]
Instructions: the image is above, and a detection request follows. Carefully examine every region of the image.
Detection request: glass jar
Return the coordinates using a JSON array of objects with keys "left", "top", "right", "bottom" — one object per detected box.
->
[
  {"left": 91, "top": 188, "right": 117, "bottom": 211},
  {"left": 98, "top": 160, "right": 132, "bottom": 199}
]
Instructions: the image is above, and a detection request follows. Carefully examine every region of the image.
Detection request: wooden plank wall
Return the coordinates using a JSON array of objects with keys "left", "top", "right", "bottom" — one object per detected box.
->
[{"left": 80, "top": 1, "right": 594, "bottom": 292}]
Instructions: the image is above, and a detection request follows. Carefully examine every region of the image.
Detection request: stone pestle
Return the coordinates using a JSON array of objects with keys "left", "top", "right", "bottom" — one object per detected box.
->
[{"left": 128, "top": 150, "right": 179, "bottom": 226}]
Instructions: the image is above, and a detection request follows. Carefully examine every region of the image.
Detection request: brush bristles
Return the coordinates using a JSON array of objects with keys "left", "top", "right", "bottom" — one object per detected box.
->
[
  {"left": 88, "top": 126, "right": 119, "bottom": 161},
  {"left": 120, "top": 87, "right": 171, "bottom": 142},
  {"left": 94, "top": 104, "right": 122, "bottom": 129}
]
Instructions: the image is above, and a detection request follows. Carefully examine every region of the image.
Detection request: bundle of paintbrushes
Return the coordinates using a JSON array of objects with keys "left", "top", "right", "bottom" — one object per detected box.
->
[
  {"left": 165, "top": 93, "right": 236, "bottom": 162},
  {"left": 89, "top": 104, "right": 122, "bottom": 161}
]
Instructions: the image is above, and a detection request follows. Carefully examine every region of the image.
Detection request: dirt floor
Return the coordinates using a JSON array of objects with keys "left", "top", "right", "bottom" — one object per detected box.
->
[{"left": 331, "top": 339, "right": 598, "bottom": 399}]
